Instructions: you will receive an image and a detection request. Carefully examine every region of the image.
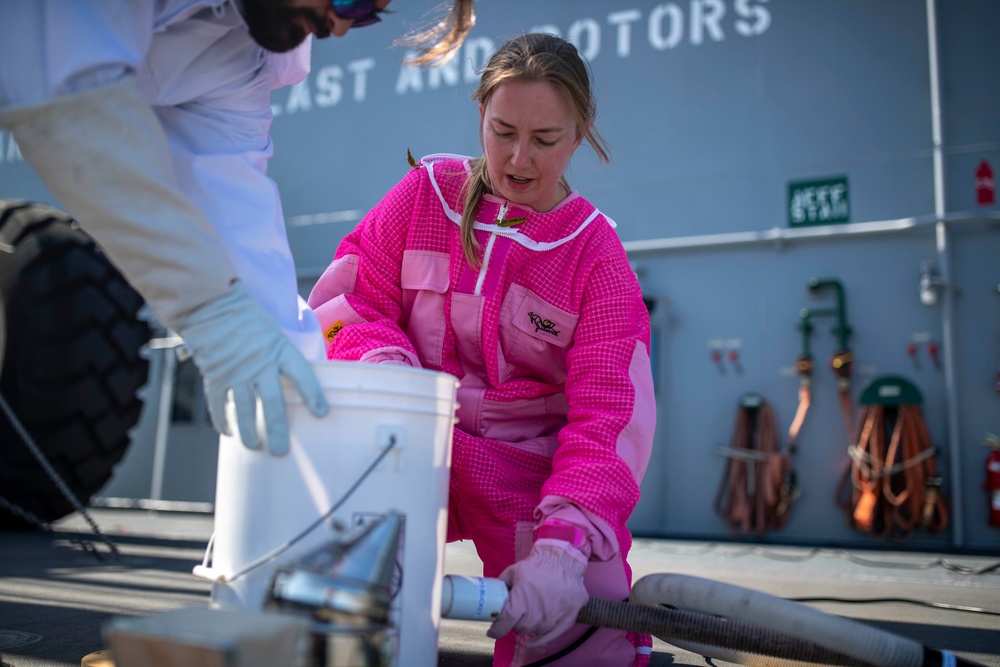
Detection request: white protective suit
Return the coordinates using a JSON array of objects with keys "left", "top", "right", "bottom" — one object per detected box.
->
[{"left": 0, "top": 0, "right": 328, "bottom": 453}]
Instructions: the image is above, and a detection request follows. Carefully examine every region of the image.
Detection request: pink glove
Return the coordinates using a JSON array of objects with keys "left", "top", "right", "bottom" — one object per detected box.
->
[{"left": 487, "top": 539, "right": 589, "bottom": 649}]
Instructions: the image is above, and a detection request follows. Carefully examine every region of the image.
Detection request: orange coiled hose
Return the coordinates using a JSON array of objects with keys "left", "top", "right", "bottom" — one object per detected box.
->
[
  {"left": 845, "top": 404, "right": 948, "bottom": 537},
  {"left": 715, "top": 399, "right": 793, "bottom": 535}
]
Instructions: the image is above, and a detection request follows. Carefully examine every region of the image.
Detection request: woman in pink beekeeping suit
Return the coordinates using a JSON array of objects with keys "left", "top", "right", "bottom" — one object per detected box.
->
[{"left": 308, "top": 32, "right": 656, "bottom": 667}]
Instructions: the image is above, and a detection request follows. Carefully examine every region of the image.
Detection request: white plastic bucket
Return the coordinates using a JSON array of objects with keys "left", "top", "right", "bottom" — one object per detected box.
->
[{"left": 197, "top": 360, "right": 458, "bottom": 667}]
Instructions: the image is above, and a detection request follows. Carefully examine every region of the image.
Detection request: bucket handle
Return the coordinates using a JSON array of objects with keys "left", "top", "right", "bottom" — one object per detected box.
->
[
  {"left": 192, "top": 533, "right": 225, "bottom": 582},
  {"left": 191, "top": 433, "right": 400, "bottom": 584}
]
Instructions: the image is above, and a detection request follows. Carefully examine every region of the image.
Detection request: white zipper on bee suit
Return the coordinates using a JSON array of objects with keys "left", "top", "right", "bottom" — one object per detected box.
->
[{"left": 474, "top": 202, "right": 506, "bottom": 296}]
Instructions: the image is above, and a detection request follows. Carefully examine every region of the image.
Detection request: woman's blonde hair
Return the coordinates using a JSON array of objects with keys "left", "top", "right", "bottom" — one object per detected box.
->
[
  {"left": 396, "top": 0, "right": 476, "bottom": 66},
  {"left": 460, "top": 33, "right": 610, "bottom": 267}
]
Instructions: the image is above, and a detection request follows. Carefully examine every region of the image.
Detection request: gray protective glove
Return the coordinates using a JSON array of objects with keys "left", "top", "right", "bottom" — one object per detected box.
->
[
  {"left": 487, "top": 540, "right": 590, "bottom": 650},
  {"left": 173, "top": 282, "right": 328, "bottom": 455}
]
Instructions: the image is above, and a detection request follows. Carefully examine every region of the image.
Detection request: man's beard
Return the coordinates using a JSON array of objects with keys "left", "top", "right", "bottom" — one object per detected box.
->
[{"left": 242, "top": 0, "right": 330, "bottom": 52}]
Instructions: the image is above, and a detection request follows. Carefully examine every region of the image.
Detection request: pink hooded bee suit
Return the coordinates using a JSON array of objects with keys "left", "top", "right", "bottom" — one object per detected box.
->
[{"left": 308, "top": 155, "right": 656, "bottom": 667}]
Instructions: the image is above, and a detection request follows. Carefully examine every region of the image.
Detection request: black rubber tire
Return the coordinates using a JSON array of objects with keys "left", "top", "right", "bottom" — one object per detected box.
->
[{"left": 0, "top": 200, "right": 151, "bottom": 529}]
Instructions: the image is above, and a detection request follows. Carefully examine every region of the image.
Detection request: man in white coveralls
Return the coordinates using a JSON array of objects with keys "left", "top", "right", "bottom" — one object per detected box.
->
[{"left": 0, "top": 0, "right": 474, "bottom": 455}]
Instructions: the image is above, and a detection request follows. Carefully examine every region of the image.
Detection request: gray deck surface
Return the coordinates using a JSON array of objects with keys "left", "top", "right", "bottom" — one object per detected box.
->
[{"left": 1, "top": 509, "right": 997, "bottom": 667}]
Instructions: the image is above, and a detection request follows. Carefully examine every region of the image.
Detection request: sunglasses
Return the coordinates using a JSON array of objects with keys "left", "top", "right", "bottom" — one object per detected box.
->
[{"left": 331, "top": 0, "right": 382, "bottom": 28}]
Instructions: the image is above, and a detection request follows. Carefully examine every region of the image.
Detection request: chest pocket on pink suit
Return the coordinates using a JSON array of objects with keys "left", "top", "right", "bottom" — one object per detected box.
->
[
  {"left": 498, "top": 283, "right": 578, "bottom": 385},
  {"left": 400, "top": 250, "right": 450, "bottom": 368}
]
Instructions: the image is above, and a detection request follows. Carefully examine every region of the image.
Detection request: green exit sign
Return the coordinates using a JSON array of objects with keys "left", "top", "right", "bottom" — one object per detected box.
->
[{"left": 788, "top": 176, "right": 850, "bottom": 227}]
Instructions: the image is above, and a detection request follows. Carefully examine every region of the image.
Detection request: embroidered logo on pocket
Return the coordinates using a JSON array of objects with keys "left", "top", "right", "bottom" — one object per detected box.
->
[
  {"left": 528, "top": 312, "right": 559, "bottom": 336},
  {"left": 324, "top": 320, "right": 345, "bottom": 342}
]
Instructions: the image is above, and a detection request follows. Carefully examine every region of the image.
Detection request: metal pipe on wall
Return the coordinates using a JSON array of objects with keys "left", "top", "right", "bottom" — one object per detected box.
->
[
  {"left": 299, "top": 212, "right": 999, "bottom": 284},
  {"left": 926, "top": 0, "right": 965, "bottom": 547},
  {"left": 617, "top": 212, "right": 999, "bottom": 256},
  {"left": 150, "top": 347, "right": 176, "bottom": 502}
]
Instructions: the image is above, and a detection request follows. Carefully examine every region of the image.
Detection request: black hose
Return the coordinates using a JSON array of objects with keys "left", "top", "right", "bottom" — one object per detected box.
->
[
  {"left": 442, "top": 574, "right": 988, "bottom": 667},
  {"left": 578, "top": 598, "right": 867, "bottom": 667}
]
